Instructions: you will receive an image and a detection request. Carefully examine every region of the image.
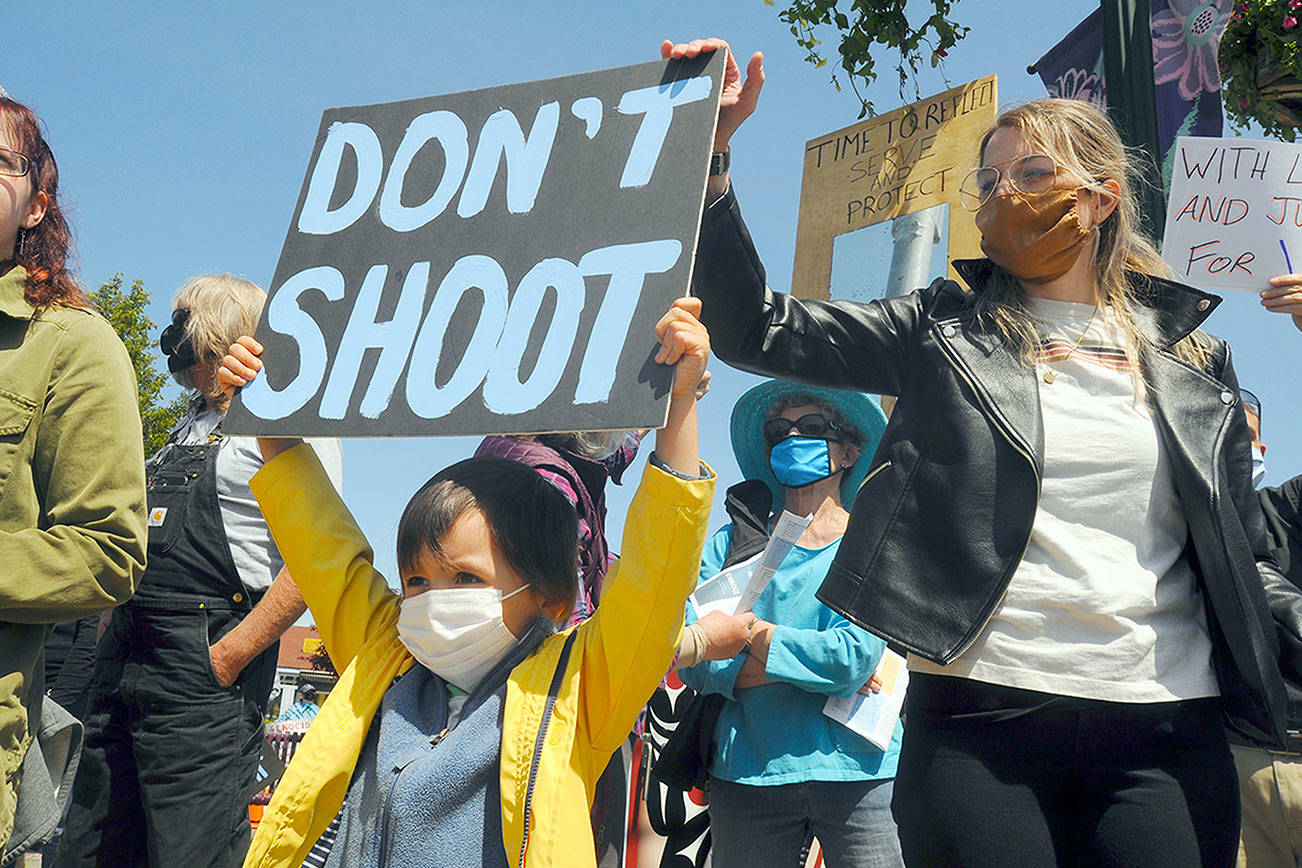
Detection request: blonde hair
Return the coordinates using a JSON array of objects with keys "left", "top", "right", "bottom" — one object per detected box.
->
[
  {"left": 972, "top": 98, "right": 1211, "bottom": 374},
  {"left": 172, "top": 273, "right": 266, "bottom": 405}
]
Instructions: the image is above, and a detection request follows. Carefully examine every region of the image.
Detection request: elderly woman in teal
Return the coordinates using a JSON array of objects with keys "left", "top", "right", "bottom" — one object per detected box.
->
[{"left": 679, "top": 379, "right": 901, "bottom": 868}]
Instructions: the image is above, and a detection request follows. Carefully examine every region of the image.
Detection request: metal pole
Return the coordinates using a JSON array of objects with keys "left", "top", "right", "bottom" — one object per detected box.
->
[{"left": 887, "top": 209, "right": 942, "bottom": 297}]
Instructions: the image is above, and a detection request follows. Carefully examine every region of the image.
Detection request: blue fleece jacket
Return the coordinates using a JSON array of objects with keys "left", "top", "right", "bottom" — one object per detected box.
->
[
  {"left": 319, "top": 617, "right": 552, "bottom": 868},
  {"left": 680, "top": 527, "right": 902, "bottom": 786}
]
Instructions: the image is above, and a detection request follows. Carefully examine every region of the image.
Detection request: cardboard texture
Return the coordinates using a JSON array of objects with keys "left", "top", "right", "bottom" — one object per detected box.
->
[
  {"left": 1161, "top": 136, "right": 1302, "bottom": 293},
  {"left": 791, "top": 76, "right": 998, "bottom": 299},
  {"left": 225, "top": 53, "right": 723, "bottom": 437}
]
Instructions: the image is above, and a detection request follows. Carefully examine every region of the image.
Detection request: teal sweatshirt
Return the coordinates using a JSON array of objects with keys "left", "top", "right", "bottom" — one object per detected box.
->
[{"left": 680, "top": 526, "right": 903, "bottom": 786}]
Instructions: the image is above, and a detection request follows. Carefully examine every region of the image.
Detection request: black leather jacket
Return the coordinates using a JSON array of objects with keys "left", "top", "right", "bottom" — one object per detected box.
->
[{"left": 694, "top": 186, "right": 1302, "bottom": 748}]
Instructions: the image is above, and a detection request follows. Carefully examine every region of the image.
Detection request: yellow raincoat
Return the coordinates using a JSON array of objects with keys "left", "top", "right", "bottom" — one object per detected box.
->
[{"left": 243, "top": 444, "right": 713, "bottom": 867}]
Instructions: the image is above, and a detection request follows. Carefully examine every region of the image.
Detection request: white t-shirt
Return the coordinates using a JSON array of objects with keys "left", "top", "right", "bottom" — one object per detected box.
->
[
  {"left": 149, "top": 400, "right": 345, "bottom": 593},
  {"left": 910, "top": 299, "right": 1219, "bottom": 702}
]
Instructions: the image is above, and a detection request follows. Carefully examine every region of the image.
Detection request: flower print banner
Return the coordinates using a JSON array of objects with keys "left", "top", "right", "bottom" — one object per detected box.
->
[
  {"left": 1031, "top": 1, "right": 1233, "bottom": 189},
  {"left": 1161, "top": 135, "right": 1302, "bottom": 292}
]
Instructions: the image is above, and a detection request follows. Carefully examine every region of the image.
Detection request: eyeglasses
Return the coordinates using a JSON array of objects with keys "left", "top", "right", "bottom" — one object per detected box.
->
[
  {"left": 763, "top": 413, "right": 842, "bottom": 447},
  {"left": 0, "top": 147, "right": 31, "bottom": 178},
  {"left": 959, "top": 154, "right": 1058, "bottom": 211}
]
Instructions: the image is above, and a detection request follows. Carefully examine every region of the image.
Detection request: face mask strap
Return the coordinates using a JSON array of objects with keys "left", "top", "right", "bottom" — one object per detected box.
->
[{"left": 500, "top": 583, "right": 532, "bottom": 602}]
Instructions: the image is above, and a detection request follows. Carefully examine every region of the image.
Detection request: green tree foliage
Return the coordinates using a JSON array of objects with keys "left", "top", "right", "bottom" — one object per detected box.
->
[
  {"left": 768, "top": 0, "right": 969, "bottom": 117},
  {"left": 91, "top": 274, "right": 189, "bottom": 457}
]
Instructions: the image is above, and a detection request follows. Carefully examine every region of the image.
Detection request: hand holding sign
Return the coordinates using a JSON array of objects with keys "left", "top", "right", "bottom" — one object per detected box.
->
[
  {"left": 1262, "top": 273, "right": 1302, "bottom": 333},
  {"left": 654, "top": 297, "right": 711, "bottom": 397},
  {"left": 659, "top": 38, "right": 764, "bottom": 152}
]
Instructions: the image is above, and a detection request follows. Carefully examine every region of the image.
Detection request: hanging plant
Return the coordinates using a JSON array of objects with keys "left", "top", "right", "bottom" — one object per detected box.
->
[
  {"left": 767, "top": 0, "right": 969, "bottom": 118},
  {"left": 1220, "top": 0, "right": 1302, "bottom": 140}
]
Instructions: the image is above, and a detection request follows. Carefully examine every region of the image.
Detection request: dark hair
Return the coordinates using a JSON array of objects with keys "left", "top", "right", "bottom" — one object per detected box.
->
[
  {"left": 0, "top": 97, "right": 87, "bottom": 308},
  {"left": 397, "top": 457, "right": 579, "bottom": 617}
]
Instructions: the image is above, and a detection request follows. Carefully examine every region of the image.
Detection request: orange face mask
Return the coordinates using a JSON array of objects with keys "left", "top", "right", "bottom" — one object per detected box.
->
[{"left": 975, "top": 187, "right": 1093, "bottom": 283}]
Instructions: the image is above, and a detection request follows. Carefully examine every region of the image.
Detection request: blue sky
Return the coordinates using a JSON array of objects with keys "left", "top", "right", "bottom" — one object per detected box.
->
[{"left": 16, "top": 1, "right": 1300, "bottom": 593}]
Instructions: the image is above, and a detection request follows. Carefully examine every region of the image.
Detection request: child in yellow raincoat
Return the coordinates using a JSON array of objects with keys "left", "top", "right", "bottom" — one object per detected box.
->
[{"left": 218, "top": 299, "right": 715, "bottom": 868}]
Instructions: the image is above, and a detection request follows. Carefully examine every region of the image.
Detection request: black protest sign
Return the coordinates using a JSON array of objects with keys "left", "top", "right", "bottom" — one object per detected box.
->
[{"left": 224, "top": 54, "right": 723, "bottom": 437}]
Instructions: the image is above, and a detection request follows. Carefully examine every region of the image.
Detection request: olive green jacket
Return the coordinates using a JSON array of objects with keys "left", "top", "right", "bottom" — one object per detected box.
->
[{"left": 0, "top": 265, "right": 147, "bottom": 848}]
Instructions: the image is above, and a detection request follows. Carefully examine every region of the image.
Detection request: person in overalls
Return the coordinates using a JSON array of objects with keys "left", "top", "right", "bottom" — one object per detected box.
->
[{"left": 54, "top": 274, "right": 343, "bottom": 868}]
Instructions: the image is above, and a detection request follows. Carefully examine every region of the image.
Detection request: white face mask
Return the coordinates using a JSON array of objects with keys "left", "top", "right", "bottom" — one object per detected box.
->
[
  {"left": 1252, "top": 443, "right": 1268, "bottom": 488},
  {"left": 396, "top": 584, "right": 532, "bottom": 692}
]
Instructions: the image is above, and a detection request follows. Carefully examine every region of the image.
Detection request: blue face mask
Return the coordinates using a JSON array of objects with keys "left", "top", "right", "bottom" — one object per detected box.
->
[{"left": 769, "top": 436, "right": 839, "bottom": 488}]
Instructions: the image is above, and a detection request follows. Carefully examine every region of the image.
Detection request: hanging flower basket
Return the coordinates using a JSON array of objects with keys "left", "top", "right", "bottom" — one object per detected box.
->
[{"left": 1220, "top": 0, "right": 1302, "bottom": 140}]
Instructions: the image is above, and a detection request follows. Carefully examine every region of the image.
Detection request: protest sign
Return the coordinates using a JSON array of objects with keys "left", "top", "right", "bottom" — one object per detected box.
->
[
  {"left": 224, "top": 54, "right": 723, "bottom": 437},
  {"left": 1161, "top": 136, "right": 1302, "bottom": 292},
  {"left": 790, "top": 76, "right": 997, "bottom": 299}
]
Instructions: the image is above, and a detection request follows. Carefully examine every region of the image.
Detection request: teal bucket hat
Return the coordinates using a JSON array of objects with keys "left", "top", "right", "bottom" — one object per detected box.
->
[{"left": 730, "top": 379, "right": 889, "bottom": 515}]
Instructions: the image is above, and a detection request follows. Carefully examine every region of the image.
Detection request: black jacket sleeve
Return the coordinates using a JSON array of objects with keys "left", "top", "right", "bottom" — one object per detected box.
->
[
  {"left": 692, "top": 186, "right": 922, "bottom": 397},
  {"left": 1260, "top": 475, "right": 1302, "bottom": 586}
]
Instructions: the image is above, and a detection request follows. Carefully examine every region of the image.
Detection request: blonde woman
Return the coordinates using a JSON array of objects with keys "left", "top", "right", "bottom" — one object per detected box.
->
[
  {"left": 667, "top": 37, "right": 1302, "bottom": 867},
  {"left": 58, "top": 275, "right": 342, "bottom": 868}
]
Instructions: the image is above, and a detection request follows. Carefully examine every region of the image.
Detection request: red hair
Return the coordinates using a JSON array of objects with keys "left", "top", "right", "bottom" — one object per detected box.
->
[{"left": 0, "top": 98, "right": 87, "bottom": 309}]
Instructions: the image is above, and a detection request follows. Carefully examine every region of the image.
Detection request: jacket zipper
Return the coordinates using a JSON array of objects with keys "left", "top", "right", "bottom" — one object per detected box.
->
[
  {"left": 933, "top": 325, "right": 1042, "bottom": 660},
  {"left": 860, "top": 460, "right": 892, "bottom": 487},
  {"left": 517, "top": 630, "right": 578, "bottom": 868}
]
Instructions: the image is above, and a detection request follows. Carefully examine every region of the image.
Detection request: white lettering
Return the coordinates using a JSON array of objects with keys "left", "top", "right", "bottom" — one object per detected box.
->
[
  {"left": 298, "top": 123, "right": 384, "bottom": 235},
  {"left": 405, "top": 255, "right": 509, "bottom": 419},
  {"left": 378, "top": 110, "right": 470, "bottom": 232},
  {"left": 239, "top": 266, "right": 346, "bottom": 419}
]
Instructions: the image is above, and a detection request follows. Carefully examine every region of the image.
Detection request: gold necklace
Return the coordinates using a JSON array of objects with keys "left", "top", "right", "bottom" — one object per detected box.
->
[{"left": 1037, "top": 305, "right": 1098, "bottom": 384}]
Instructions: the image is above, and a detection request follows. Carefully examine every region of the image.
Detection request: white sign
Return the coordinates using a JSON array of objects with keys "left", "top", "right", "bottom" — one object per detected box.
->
[{"left": 1162, "top": 136, "right": 1302, "bottom": 292}]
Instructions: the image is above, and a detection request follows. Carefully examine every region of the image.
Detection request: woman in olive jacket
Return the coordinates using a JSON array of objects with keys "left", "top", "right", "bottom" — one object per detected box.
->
[
  {"left": 0, "top": 97, "right": 147, "bottom": 855},
  {"left": 666, "top": 37, "right": 1302, "bottom": 868}
]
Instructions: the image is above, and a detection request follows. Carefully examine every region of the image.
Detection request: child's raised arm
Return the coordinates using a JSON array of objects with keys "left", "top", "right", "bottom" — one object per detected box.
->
[
  {"left": 217, "top": 337, "right": 401, "bottom": 673},
  {"left": 653, "top": 297, "right": 709, "bottom": 476}
]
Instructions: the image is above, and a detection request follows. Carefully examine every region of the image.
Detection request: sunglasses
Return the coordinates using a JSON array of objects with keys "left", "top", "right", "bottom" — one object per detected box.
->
[{"left": 763, "top": 413, "right": 842, "bottom": 447}]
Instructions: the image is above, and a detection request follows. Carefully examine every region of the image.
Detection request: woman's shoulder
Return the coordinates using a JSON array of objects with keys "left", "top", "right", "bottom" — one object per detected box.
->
[{"left": 35, "top": 304, "right": 129, "bottom": 360}]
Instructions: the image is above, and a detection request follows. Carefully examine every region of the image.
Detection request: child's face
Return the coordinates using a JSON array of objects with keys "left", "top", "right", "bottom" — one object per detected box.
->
[{"left": 399, "top": 507, "right": 547, "bottom": 639}]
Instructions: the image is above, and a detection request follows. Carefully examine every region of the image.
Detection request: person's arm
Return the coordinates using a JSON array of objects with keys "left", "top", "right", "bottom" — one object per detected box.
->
[
  {"left": 1215, "top": 348, "right": 1302, "bottom": 701},
  {"left": 208, "top": 568, "right": 306, "bottom": 687},
  {"left": 663, "top": 38, "right": 921, "bottom": 397},
  {"left": 736, "top": 617, "right": 885, "bottom": 697},
  {"left": 0, "top": 312, "right": 147, "bottom": 622},
  {"left": 220, "top": 338, "right": 402, "bottom": 672},
  {"left": 1262, "top": 274, "right": 1302, "bottom": 332},
  {"left": 660, "top": 37, "right": 763, "bottom": 204},
  {"left": 577, "top": 299, "right": 715, "bottom": 754}
]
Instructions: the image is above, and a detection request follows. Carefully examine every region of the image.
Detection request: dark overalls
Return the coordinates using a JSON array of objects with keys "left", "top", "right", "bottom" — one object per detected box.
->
[{"left": 55, "top": 429, "right": 278, "bottom": 868}]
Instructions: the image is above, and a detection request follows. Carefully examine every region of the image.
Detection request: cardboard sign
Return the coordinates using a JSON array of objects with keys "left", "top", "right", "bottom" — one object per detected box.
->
[
  {"left": 1161, "top": 136, "right": 1302, "bottom": 292},
  {"left": 791, "top": 76, "right": 998, "bottom": 299},
  {"left": 224, "top": 55, "right": 723, "bottom": 437}
]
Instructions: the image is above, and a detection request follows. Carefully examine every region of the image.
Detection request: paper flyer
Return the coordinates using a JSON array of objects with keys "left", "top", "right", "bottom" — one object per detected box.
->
[
  {"left": 688, "top": 510, "right": 813, "bottom": 616},
  {"left": 823, "top": 649, "right": 908, "bottom": 750}
]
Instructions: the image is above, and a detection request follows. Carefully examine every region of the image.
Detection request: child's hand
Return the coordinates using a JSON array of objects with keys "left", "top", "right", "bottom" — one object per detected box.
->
[
  {"left": 654, "top": 297, "right": 711, "bottom": 398},
  {"left": 217, "top": 336, "right": 301, "bottom": 461},
  {"left": 217, "top": 336, "right": 264, "bottom": 398},
  {"left": 1262, "top": 274, "right": 1302, "bottom": 333}
]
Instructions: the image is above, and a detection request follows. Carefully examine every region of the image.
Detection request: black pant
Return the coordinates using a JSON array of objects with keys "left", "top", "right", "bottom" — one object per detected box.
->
[
  {"left": 52, "top": 604, "right": 273, "bottom": 868},
  {"left": 892, "top": 674, "right": 1239, "bottom": 868}
]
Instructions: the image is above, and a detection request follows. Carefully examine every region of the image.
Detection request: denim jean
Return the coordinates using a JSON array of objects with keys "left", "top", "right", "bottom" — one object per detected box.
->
[{"left": 707, "top": 776, "right": 903, "bottom": 868}]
